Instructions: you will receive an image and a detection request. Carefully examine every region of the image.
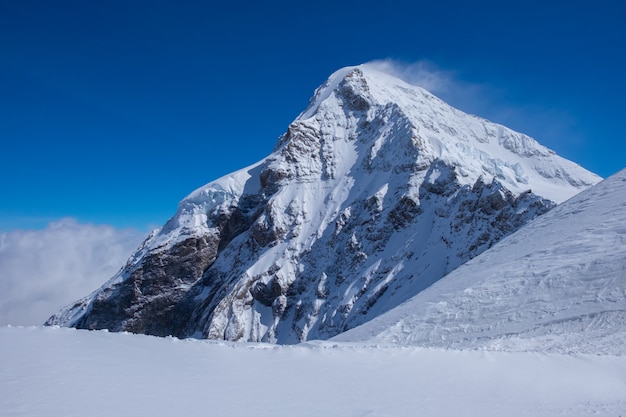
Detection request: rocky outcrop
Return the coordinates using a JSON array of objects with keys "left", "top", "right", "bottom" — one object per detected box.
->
[{"left": 70, "top": 236, "right": 214, "bottom": 336}]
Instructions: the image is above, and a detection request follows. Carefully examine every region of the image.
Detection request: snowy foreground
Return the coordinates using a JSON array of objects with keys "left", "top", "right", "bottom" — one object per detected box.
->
[{"left": 2, "top": 326, "right": 625, "bottom": 417}]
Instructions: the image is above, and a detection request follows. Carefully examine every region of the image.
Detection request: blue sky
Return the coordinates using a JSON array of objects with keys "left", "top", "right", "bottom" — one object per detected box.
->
[{"left": 1, "top": 0, "right": 625, "bottom": 232}]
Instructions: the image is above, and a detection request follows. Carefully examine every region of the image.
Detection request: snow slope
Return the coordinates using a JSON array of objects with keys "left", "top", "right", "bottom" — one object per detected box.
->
[
  {"left": 335, "top": 168, "right": 626, "bottom": 355},
  {"left": 2, "top": 326, "right": 625, "bottom": 417},
  {"left": 47, "top": 65, "right": 600, "bottom": 343}
]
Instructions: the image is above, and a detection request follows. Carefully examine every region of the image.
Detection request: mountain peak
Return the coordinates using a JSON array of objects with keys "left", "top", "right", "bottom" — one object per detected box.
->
[{"left": 47, "top": 65, "right": 601, "bottom": 344}]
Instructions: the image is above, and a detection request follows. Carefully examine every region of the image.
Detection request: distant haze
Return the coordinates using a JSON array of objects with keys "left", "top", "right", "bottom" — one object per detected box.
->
[{"left": 0, "top": 219, "right": 145, "bottom": 326}]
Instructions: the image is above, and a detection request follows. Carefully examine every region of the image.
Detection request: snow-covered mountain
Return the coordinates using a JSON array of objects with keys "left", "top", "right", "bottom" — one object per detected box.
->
[
  {"left": 335, "top": 168, "right": 626, "bottom": 355},
  {"left": 46, "top": 64, "right": 600, "bottom": 343}
]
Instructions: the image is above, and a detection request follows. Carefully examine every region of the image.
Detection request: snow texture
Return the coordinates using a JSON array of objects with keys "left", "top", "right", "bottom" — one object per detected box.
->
[
  {"left": 335, "top": 169, "right": 626, "bottom": 355},
  {"left": 47, "top": 65, "right": 601, "bottom": 343},
  {"left": 2, "top": 326, "right": 625, "bottom": 417}
]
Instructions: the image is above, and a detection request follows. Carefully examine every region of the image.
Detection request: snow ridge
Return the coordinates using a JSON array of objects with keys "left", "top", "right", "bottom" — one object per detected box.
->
[
  {"left": 47, "top": 65, "right": 600, "bottom": 344},
  {"left": 335, "top": 169, "right": 626, "bottom": 355}
]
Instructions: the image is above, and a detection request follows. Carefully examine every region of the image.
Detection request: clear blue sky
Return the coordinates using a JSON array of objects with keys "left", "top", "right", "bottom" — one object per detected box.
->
[{"left": 1, "top": 0, "right": 624, "bottom": 231}]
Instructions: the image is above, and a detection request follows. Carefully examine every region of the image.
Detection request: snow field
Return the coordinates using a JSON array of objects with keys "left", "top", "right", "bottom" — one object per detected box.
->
[{"left": 1, "top": 326, "right": 625, "bottom": 417}]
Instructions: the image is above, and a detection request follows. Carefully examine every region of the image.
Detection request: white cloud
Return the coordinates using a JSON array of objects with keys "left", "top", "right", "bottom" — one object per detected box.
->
[{"left": 0, "top": 218, "right": 146, "bottom": 326}]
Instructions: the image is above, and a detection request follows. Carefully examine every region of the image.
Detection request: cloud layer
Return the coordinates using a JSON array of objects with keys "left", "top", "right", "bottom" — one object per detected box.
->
[{"left": 0, "top": 219, "right": 146, "bottom": 326}]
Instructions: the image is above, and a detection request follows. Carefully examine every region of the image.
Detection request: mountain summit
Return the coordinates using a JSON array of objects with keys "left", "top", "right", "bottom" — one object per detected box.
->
[{"left": 47, "top": 65, "right": 600, "bottom": 343}]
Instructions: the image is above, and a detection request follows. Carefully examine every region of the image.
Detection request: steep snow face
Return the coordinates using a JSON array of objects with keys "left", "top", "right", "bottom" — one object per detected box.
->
[
  {"left": 47, "top": 66, "right": 600, "bottom": 343},
  {"left": 335, "top": 169, "right": 626, "bottom": 355}
]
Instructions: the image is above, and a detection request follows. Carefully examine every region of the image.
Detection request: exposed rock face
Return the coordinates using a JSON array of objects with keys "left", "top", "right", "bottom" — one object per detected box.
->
[
  {"left": 46, "top": 65, "right": 601, "bottom": 343},
  {"left": 71, "top": 236, "right": 215, "bottom": 336}
]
